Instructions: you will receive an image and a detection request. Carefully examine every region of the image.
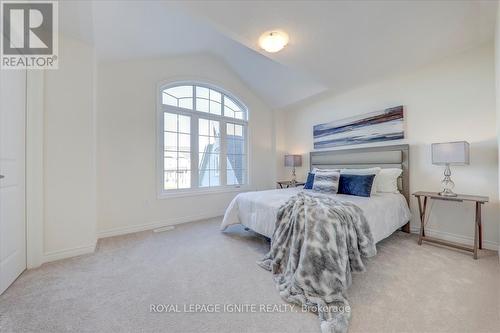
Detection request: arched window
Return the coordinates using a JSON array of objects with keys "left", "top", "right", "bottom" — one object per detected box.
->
[{"left": 158, "top": 82, "right": 248, "bottom": 195}]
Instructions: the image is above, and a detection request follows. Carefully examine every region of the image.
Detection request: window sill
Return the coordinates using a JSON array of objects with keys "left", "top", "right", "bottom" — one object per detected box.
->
[{"left": 158, "top": 186, "right": 250, "bottom": 199}]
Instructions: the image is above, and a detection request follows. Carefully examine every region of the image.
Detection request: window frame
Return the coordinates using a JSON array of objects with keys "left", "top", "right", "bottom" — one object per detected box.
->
[{"left": 156, "top": 81, "right": 250, "bottom": 198}]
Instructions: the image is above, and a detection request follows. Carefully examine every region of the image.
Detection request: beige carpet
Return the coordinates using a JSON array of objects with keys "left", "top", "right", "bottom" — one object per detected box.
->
[{"left": 1, "top": 217, "right": 499, "bottom": 333}]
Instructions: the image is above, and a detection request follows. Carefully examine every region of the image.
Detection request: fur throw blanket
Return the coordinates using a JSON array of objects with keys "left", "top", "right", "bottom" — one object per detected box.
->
[{"left": 257, "top": 192, "right": 376, "bottom": 333}]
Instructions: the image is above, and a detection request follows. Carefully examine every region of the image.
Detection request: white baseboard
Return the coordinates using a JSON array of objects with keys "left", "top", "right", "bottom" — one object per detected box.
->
[
  {"left": 43, "top": 242, "right": 97, "bottom": 264},
  {"left": 41, "top": 212, "right": 225, "bottom": 264},
  {"left": 39, "top": 220, "right": 498, "bottom": 264},
  {"left": 409, "top": 227, "right": 499, "bottom": 251},
  {"left": 96, "top": 211, "right": 226, "bottom": 239}
]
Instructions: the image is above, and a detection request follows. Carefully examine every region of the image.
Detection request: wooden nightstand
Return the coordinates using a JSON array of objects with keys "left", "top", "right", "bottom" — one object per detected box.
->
[
  {"left": 277, "top": 181, "right": 305, "bottom": 189},
  {"left": 413, "top": 191, "right": 489, "bottom": 259}
]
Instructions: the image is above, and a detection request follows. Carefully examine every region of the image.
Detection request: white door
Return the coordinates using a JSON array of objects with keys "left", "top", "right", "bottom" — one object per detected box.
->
[{"left": 0, "top": 69, "right": 27, "bottom": 295}]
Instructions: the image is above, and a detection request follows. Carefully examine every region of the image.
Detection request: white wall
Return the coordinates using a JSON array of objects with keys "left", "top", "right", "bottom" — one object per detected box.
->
[
  {"left": 42, "top": 36, "right": 97, "bottom": 260},
  {"left": 495, "top": 1, "right": 500, "bottom": 254},
  {"left": 277, "top": 45, "right": 499, "bottom": 249},
  {"left": 274, "top": 108, "right": 288, "bottom": 181},
  {"left": 96, "top": 54, "right": 275, "bottom": 236}
]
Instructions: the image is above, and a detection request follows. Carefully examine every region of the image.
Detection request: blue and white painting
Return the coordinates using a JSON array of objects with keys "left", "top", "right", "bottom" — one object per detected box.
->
[{"left": 313, "top": 106, "right": 404, "bottom": 149}]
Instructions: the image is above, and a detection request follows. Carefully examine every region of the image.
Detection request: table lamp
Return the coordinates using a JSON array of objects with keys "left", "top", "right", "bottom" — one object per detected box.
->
[
  {"left": 431, "top": 141, "right": 470, "bottom": 197},
  {"left": 284, "top": 154, "right": 302, "bottom": 186}
]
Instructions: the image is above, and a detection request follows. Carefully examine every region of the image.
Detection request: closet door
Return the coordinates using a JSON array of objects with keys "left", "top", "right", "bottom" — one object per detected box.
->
[{"left": 0, "top": 69, "right": 27, "bottom": 295}]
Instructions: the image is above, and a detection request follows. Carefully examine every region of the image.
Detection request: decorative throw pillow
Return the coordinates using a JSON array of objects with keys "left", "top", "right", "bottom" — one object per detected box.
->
[
  {"left": 304, "top": 172, "right": 315, "bottom": 189},
  {"left": 312, "top": 171, "right": 340, "bottom": 193},
  {"left": 338, "top": 174, "right": 376, "bottom": 197},
  {"left": 340, "top": 167, "right": 381, "bottom": 195},
  {"left": 377, "top": 168, "right": 402, "bottom": 193}
]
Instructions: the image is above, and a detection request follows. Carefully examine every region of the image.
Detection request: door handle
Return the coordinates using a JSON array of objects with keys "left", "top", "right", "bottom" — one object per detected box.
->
[{"left": 0, "top": 175, "right": 4, "bottom": 179}]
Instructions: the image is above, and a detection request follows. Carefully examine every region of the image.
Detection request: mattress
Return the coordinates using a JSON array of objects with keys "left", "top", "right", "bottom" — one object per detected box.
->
[{"left": 221, "top": 188, "right": 412, "bottom": 243}]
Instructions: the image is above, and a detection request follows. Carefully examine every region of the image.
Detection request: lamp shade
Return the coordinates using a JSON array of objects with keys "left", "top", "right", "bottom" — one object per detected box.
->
[
  {"left": 432, "top": 141, "right": 470, "bottom": 165},
  {"left": 284, "top": 154, "right": 302, "bottom": 167}
]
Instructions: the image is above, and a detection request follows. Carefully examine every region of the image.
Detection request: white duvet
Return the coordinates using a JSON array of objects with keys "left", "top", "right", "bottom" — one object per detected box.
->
[{"left": 221, "top": 188, "right": 412, "bottom": 243}]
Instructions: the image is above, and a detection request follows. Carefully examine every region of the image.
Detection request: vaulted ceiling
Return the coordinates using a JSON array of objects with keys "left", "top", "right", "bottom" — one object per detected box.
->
[{"left": 60, "top": 0, "right": 497, "bottom": 109}]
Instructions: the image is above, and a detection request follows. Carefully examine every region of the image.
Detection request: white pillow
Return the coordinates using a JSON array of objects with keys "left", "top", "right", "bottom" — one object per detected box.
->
[
  {"left": 377, "top": 168, "right": 402, "bottom": 193},
  {"left": 340, "top": 167, "right": 381, "bottom": 195},
  {"left": 312, "top": 167, "right": 340, "bottom": 173}
]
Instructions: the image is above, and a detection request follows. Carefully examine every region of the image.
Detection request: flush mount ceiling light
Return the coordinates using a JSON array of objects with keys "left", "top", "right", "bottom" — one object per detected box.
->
[{"left": 258, "top": 30, "right": 289, "bottom": 53}]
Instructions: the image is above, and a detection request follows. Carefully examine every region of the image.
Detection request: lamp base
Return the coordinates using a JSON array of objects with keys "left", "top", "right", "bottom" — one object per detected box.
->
[
  {"left": 438, "top": 189, "right": 457, "bottom": 197},
  {"left": 439, "top": 164, "right": 457, "bottom": 197}
]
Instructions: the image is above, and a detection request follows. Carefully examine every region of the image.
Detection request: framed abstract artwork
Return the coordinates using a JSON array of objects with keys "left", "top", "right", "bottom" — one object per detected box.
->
[{"left": 313, "top": 106, "right": 404, "bottom": 149}]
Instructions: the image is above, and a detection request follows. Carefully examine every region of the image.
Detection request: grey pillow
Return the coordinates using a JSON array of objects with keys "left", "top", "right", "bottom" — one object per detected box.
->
[{"left": 312, "top": 171, "right": 340, "bottom": 193}]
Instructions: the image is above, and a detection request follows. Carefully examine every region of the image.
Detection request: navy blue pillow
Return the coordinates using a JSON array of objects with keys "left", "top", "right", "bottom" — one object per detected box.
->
[
  {"left": 304, "top": 172, "right": 315, "bottom": 189},
  {"left": 338, "top": 174, "right": 376, "bottom": 197}
]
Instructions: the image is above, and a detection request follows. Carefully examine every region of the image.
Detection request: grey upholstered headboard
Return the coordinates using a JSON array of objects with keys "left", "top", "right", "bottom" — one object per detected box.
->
[{"left": 310, "top": 144, "right": 410, "bottom": 204}]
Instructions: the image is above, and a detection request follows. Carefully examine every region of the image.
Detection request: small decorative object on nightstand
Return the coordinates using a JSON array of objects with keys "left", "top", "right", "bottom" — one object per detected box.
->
[
  {"left": 413, "top": 191, "right": 488, "bottom": 259},
  {"left": 284, "top": 154, "right": 302, "bottom": 187},
  {"left": 431, "top": 141, "right": 470, "bottom": 197},
  {"left": 277, "top": 180, "right": 305, "bottom": 189}
]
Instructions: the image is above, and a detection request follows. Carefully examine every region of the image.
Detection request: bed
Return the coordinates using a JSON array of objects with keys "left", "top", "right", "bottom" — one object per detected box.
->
[{"left": 221, "top": 144, "right": 411, "bottom": 244}]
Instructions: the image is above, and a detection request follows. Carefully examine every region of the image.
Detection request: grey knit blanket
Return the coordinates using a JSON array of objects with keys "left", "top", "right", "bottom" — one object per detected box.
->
[{"left": 257, "top": 192, "right": 376, "bottom": 333}]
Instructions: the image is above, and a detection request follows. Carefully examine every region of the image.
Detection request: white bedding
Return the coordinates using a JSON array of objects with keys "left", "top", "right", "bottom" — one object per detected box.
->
[{"left": 221, "top": 188, "right": 411, "bottom": 243}]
